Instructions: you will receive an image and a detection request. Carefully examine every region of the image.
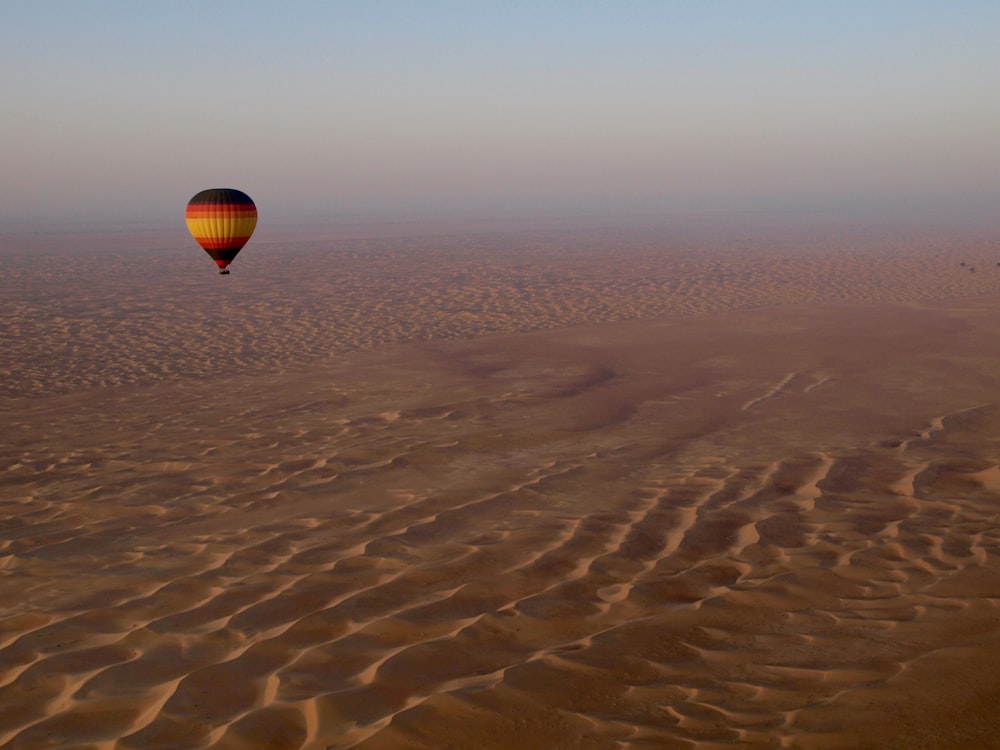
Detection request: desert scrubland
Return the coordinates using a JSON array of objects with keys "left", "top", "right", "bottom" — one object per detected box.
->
[{"left": 3, "top": 222, "right": 1000, "bottom": 749}]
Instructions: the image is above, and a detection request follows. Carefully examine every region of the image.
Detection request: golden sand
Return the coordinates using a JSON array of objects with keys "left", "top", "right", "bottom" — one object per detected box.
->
[{"left": 2, "top": 223, "right": 1000, "bottom": 748}]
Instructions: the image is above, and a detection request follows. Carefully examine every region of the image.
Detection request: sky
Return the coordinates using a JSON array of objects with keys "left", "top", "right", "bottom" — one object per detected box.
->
[{"left": 4, "top": 1, "right": 1000, "bottom": 226}]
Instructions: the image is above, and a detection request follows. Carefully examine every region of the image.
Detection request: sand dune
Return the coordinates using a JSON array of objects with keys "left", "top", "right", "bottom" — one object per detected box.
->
[{"left": 2, "top": 223, "right": 1000, "bottom": 748}]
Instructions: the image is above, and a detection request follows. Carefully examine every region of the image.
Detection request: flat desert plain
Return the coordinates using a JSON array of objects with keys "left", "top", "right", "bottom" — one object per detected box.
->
[{"left": 3, "top": 222, "right": 1000, "bottom": 749}]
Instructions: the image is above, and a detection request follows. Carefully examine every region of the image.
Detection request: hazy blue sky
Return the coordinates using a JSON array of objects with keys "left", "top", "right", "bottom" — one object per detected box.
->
[{"left": 4, "top": 1, "right": 1000, "bottom": 225}]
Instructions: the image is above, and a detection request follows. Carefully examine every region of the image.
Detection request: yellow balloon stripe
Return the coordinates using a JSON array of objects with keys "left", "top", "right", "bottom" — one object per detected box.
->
[{"left": 185, "top": 215, "right": 258, "bottom": 239}]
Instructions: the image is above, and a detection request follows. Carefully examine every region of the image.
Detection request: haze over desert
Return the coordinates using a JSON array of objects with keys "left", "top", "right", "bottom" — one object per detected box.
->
[{"left": 3, "top": 221, "right": 1000, "bottom": 749}]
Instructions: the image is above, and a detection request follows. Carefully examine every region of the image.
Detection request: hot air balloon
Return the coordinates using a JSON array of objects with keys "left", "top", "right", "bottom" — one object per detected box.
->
[{"left": 185, "top": 189, "right": 258, "bottom": 275}]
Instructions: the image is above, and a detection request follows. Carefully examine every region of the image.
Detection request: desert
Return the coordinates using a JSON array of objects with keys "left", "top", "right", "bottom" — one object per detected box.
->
[{"left": 2, "top": 220, "right": 1000, "bottom": 749}]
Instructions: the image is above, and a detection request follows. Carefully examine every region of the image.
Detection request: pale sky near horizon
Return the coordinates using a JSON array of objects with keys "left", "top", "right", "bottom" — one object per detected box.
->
[{"left": 4, "top": 1, "right": 1000, "bottom": 226}]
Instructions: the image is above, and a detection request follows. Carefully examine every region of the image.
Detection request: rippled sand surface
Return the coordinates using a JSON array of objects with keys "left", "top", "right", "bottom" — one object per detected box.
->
[{"left": 3, "top": 223, "right": 1000, "bottom": 749}]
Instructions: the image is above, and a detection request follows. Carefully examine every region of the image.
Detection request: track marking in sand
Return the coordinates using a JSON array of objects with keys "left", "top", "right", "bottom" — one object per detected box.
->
[
  {"left": 741, "top": 372, "right": 796, "bottom": 411},
  {"left": 803, "top": 374, "right": 833, "bottom": 393}
]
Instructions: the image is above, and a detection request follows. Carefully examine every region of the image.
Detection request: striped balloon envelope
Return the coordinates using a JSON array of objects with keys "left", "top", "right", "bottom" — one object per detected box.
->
[{"left": 185, "top": 189, "right": 258, "bottom": 274}]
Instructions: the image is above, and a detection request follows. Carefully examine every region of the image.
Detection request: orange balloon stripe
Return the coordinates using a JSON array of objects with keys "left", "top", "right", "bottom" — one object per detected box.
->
[
  {"left": 185, "top": 206, "right": 258, "bottom": 218},
  {"left": 190, "top": 236, "right": 255, "bottom": 250}
]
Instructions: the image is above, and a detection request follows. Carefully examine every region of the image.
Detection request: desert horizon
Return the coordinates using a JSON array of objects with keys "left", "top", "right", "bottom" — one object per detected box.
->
[{"left": 3, "top": 222, "right": 1000, "bottom": 748}]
